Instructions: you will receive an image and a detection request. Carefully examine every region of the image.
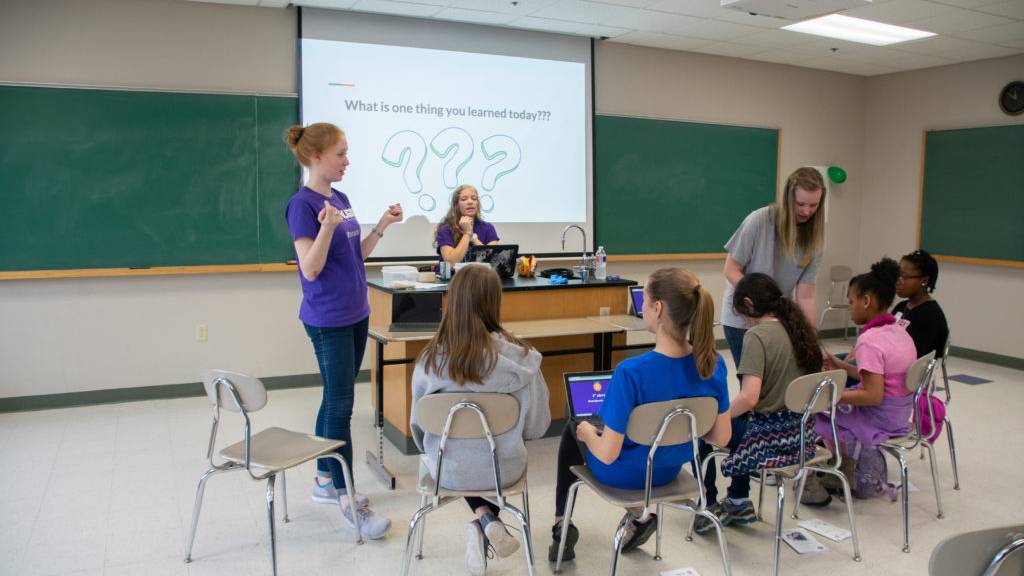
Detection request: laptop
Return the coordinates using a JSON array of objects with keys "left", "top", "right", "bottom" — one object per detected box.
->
[
  {"left": 629, "top": 286, "right": 645, "bottom": 318},
  {"left": 564, "top": 370, "right": 613, "bottom": 428},
  {"left": 388, "top": 291, "right": 442, "bottom": 332},
  {"left": 466, "top": 244, "right": 519, "bottom": 279}
]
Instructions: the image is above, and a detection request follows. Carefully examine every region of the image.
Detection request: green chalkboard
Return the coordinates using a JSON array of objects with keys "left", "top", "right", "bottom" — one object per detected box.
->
[
  {"left": 0, "top": 85, "right": 299, "bottom": 272},
  {"left": 920, "top": 125, "right": 1024, "bottom": 264},
  {"left": 595, "top": 115, "right": 778, "bottom": 255}
]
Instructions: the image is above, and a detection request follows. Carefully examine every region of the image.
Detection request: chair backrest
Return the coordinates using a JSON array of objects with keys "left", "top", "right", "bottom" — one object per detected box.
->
[
  {"left": 416, "top": 392, "right": 520, "bottom": 438},
  {"left": 905, "top": 351, "right": 937, "bottom": 395},
  {"left": 829, "top": 265, "right": 853, "bottom": 283},
  {"left": 930, "top": 526, "right": 1024, "bottom": 576},
  {"left": 784, "top": 369, "right": 847, "bottom": 414},
  {"left": 202, "top": 369, "right": 268, "bottom": 413},
  {"left": 625, "top": 397, "right": 718, "bottom": 447}
]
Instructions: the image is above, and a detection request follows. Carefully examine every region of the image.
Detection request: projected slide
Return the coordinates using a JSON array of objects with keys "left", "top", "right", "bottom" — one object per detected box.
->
[{"left": 301, "top": 39, "right": 587, "bottom": 223}]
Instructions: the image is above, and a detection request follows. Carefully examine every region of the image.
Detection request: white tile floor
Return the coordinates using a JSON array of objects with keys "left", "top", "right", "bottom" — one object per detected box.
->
[{"left": 2, "top": 340, "right": 1022, "bottom": 576}]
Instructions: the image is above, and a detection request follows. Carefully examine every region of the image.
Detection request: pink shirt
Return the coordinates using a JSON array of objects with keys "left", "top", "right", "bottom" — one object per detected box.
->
[{"left": 854, "top": 322, "right": 917, "bottom": 398}]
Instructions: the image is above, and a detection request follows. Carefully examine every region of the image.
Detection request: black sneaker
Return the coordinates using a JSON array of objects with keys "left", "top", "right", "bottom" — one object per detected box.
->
[
  {"left": 722, "top": 499, "right": 756, "bottom": 525},
  {"left": 693, "top": 501, "right": 726, "bottom": 536},
  {"left": 548, "top": 522, "right": 579, "bottom": 562},
  {"left": 621, "top": 514, "right": 658, "bottom": 552}
]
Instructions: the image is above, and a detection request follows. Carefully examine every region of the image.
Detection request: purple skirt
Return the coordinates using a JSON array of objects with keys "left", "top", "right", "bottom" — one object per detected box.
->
[{"left": 814, "top": 393, "right": 913, "bottom": 453}]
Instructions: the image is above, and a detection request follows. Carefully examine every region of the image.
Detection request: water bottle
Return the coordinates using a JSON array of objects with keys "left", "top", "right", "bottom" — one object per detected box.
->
[{"left": 595, "top": 246, "right": 607, "bottom": 280}]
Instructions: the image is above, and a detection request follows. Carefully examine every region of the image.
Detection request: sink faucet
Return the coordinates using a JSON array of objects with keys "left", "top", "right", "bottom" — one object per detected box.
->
[{"left": 561, "top": 224, "right": 590, "bottom": 271}]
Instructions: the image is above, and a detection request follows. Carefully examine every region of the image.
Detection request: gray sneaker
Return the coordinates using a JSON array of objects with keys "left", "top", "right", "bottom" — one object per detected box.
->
[
  {"left": 312, "top": 479, "right": 369, "bottom": 508},
  {"left": 464, "top": 521, "right": 487, "bottom": 576},
  {"left": 340, "top": 501, "right": 391, "bottom": 540},
  {"left": 693, "top": 501, "right": 726, "bottom": 536},
  {"left": 482, "top": 517, "right": 520, "bottom": 558}
]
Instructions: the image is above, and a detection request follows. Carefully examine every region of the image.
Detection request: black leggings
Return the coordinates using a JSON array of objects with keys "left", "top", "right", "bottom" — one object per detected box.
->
[
  {"left": 554, "top": 423, "right": 586, "bottom": 518},
  {"left": 465, "top": 497, "right": 499, "bottom": 516}
]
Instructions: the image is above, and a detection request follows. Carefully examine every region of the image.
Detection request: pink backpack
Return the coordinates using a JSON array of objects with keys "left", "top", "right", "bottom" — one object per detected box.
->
[{"left": 914, "top": 393, "right": 946, "bottom": 444}]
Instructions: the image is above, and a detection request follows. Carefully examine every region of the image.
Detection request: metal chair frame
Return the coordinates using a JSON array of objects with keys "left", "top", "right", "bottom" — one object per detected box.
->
[
  {"left": 401, "top": 398, "right": 535, "bottom": 576},
  {"left": 878, "top": 353, "right": 942, "bottom": 553},
  {"left": 983, "top": 534, "right": 1024, "bottom": 576},
  {"left": 184, "top": 375, "right": 362, "bottom": 575},
  {"left": 818, "top": 265, "right": 854, "bottom": 340},
  {"left": 936, "top": 337, "right": 961, "bottom": 490},
  {"left": 554, "top": 403, "right": 731, "bottom": 576}
]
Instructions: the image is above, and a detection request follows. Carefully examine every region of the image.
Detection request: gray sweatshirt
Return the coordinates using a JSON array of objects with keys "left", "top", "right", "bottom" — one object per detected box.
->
[{"left": 411, "top": 334, "right": 551, "bottom": 491}]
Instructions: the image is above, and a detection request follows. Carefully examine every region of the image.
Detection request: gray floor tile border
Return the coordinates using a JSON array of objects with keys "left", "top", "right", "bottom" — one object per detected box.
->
[{"left": 1, "top": 331, "right": 1019, "bottom": 414}]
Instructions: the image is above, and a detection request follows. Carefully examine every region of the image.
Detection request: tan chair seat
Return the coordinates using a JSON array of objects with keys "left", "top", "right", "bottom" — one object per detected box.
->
[
  {"left": 763, "top": 446, "right": 833, "bottom": 478},
  {"left": 880, "top": 433, "right": 918, "bottom": 450},
  {"left": 569, "top": 465, "right": 699, "bottom": 508},
  {"left": 220, "top": 427, "right": 345, "bottom": 472},
  {"left": 417, "top": 467, "right": 527, "bottom": 498}
]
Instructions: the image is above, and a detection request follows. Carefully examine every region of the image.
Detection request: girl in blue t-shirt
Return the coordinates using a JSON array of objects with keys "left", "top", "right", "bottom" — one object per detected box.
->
[
  {"left": 434, "top": 185, "right": 500, "bottom": 264},
  {"left": 548, "top": 267, "right": 732, "bottom": 562}
]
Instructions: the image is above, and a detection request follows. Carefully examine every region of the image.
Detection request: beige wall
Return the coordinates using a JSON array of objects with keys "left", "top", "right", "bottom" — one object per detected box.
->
[
  {"left": 859, "top": 54, "right": 1024, "bottom": 359},
  {"left": 0, "top": 0, "right": 1012, "bottom": 398}
]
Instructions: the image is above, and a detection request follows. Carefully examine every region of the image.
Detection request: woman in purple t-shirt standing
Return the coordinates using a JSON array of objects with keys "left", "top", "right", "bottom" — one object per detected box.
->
[
  {"left": 434, "top": 184, "right": 500, "bottom": 264},
  {"left": 284, "top": 123, "right": 403, "bottom": 540}
]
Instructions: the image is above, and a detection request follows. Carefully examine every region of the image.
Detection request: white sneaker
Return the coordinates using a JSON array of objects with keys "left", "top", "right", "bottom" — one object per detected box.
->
[
  {"left": 464, "top": 521, "right": 487, "bottom": 576},
  {"left": 483, "top": 518, "right": 520, "bottom": 558}
]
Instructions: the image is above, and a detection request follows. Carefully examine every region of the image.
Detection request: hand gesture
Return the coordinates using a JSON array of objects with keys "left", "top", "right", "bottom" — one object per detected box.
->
[
  {"left": 318, "top": 200, "right": 343, "bottom": 229},
  {"left": 380, "top": 203, "right": 403, "bottom": 227},
  {"left": 459, "top": 215, "right": 474, "bottom": 234}
]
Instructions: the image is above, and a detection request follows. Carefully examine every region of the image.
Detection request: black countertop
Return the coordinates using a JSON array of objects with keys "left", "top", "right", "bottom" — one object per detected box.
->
[{"left": 366, "top": 271, "right": 637, "bottom": 294}]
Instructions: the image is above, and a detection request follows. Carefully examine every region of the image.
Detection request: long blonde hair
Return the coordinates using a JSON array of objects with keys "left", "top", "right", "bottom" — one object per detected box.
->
[
  {"left": 434, "top": 185, "right": 482, "bottom": 248},
  {"left": 776, "top": 167, "right": 826, "bottom": 263},
  {"left": 418, "top": 264, "right": 530, "bottom": 385},
  {"left": 647, "top": 268, "right": 718, "bottom": 379}
]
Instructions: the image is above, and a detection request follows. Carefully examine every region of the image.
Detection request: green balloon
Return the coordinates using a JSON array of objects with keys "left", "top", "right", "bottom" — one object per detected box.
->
[{"left": 828, "top": 166, "right": 847, "bottom": 184}]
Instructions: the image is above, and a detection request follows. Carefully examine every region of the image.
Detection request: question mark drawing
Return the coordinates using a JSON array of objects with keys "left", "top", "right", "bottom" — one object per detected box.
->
[
  {"left": 479, "top": 134, "right": 521, "bottom": 192},
  {"left": 430, "top": 127, "right": 474, "bottom": 190},
  {"left": 381, "top": 130, "right": 428, "bottom": 195}
]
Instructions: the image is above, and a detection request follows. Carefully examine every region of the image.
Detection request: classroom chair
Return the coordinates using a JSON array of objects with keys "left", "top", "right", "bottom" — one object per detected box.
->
[
  {"left": 876, "top": 352, "right": 943, "bottom": 553},
  {"left": 401, "top": 393, "right": 535, "bottom": 576},
  {"left": 184, "top": 369, "right": 362, "bottom": 576},
  {"left": 818, "top": 265, "right": 853, "bottom": 339},
  {"left": 553, "top": 397, "right": 731, "bottom": 576},
  {"left": 699, "top": 369, "right": 860, "bottom": 576},
  {"left": 929, "top": 525, "right": 1024, "bottom": 576},
  {"left": 937, "top": 336, "right": 961, "bottom": 490}
]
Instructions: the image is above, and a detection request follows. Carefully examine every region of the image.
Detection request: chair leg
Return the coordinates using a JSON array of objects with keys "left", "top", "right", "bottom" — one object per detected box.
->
[
  {"left": 757, "top": 468, "right": 768, "bottom": 521},
  {"left": 695, "top": 507, "right": 732, "bottom": 576},
  {"left": 554, "top": 480, "right": 584, "bottom": 574},
  {"left": 895, "top": 451, "right": 910, "bottom": 553},
  {"left": 401, "top": 502, "right": 434, "bottom": 576},
  {"left": 654, "top": 503, "right": 664, "bottom": 560},
  {"left": 821, "top": 468, "right": 862, "bottom": 561},
  {"left": 818, "top": 307, "right": 830, "bottom": 332},
  {"left": 686, "top": 512, "right": 696, "bottom": 542},
  {"left": 328, "top": 454, "right": 363, "bottom": 544},
  {"left": 945, "top": 418, "right": 960, "bottom": 490},
  {"left": 523, "top": 479, "right": 532, "bottom": 532},
  {"left": 266, "top": 475, "right": 278, "bottom": 576},
  {"left": 925, "top": 444, "right": 944, "bottom": 519},
  {"left": 503, "top": 502, "right": 535, "bottom": 576},
  {"left": 184, "top": 466, "right": 237, "bottom": 563},
  {"left": 609, "top": 511, "right": 631, "bottom": 576},
  {"left": 772, "top": 479, "right": 785, "bottom": 576},
  {"left": 792, "top": 471, "right": 808, "bottom": 520},
  {"left": 278, "top": 471, "right": 289, "bottom": 523},
  {"left": 415, "top": 494, "right": 427, "bottom": 559}
]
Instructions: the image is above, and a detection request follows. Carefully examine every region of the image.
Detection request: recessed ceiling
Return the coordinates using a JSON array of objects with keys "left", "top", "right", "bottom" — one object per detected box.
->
[{"left": 186, "top": 0, "right": 1024, "bottom": 76}]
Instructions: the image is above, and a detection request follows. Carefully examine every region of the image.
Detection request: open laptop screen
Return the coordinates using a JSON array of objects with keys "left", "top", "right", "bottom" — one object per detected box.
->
[
  {"left": 629, "top": 286, "right": 645, "bottom": 317},
  {"left": 565, "top": 372, "right": 613, "bottom": 418}
]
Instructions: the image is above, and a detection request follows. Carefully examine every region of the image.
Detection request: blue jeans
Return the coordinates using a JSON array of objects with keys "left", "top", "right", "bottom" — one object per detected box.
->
[
  {"left": 723, "top": 325, "right": 747, "bottom": 381},
  {"left": 304, "top": 318, "right": 369, "bottom": 490}
]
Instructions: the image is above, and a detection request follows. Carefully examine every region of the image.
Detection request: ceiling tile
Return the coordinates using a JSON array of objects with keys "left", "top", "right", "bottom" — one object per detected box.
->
[
  {"left": 644, "top": 0, "right": 721, "bottom": 18},
  {"left": 926, "top": 0, "right": 998, "bottom": 7},
  {"left": 748, "top": 48, "right": 817, "bottom": 65},
  {"left": 739, "top": 28, "right": 808, "bottom": 48},
  {"left": 937, "top": 41, "right": 1021, "bottom": 60},
  {"left": 882, "top": 34, "right": 980, "bottom": 54},
  {"left": 906, "top": 7, "right": 1014, "bottom": 35},
  {"left": 187, "top": 0, "right": 260, "bottom": 5},
  {"left": 800, "top": 56, "right": 900, "bottom": 76},
  {"left": 841, "top": 0, "right": 958, "bottom": 25},
  {"left": 508, "top": 15, "right": 586, "bottom": 32},
  {"left": 433, "top": 7, "right": 519, "bottom": 23},
  {"left": 692, "top": 41, "right": 768, "bottom": 57},
  {"left": 574, "top": 22, "right": 634, "bottom": 36},
  {"left": 783, "top": 35, "right": 875, "bottom": 57},
  {"left": 974, "top": 0, "right": 1024, "bottom": 19},
  {"left": 588, "top": 0, "right": 663, "bottom": 7},
  {"left": 672, "top": 18, "right": 763, "bottom": 41},
  {"left": 350, "top": 0, "right": 446, "bottom": 17},
  {"left": 712, "top": 9, "right": 790, "bottom": 29},
  {"left": 259, "top": 0, "right": 292, "bottom": 7},
  {"left": 611, "top": 30, "right": 711, "bottom": 50},
  {"left": 295, "top": 0, "right": 360, "bottom": 8},
  {"left": 449, "top": 0, "right": 558, "bottom": 15},
  {"left": 881, "top": 49, "right": 960, "bottom": 68},
  {"left": 532, "top": 0, "right": 644, "bottom": 24},
  {"left": 955, "top": 20, "right": 1024, "bottom": 44}
]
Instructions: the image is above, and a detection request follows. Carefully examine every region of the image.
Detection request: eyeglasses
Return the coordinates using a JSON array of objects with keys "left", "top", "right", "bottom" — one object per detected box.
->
[{"left": 897, "top": 274, "right": 925, "bottom": 281}]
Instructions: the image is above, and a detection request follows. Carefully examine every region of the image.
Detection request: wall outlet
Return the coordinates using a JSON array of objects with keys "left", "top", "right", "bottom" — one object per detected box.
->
[
  {"left": 196, "top": 324, "right": 208, "bottom": 342},
  {"left": 599, "top": 306, "right": 610, "bottom": 316}
]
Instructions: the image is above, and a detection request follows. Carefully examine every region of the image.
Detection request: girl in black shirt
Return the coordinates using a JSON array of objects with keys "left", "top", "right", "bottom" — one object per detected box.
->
[{"left": 892, "top": 250, "right": 949, "bottom": 358}]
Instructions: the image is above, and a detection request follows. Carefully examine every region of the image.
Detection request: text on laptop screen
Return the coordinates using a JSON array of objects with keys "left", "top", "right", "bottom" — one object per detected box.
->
[
  {"left": 568, "top": 375, "right": 611, "bottom": 417},
  {"left": 630, "top": 287, "right": 644, "bottom": 316}
]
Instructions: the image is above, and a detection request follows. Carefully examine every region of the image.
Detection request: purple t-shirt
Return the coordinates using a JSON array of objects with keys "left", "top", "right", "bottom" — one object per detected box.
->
[
  {"left": 435, "top": 220, "right": 499, "bottom": 258},
  {"left": 285, "top": 187, "right": 370, "bottom": 328}
]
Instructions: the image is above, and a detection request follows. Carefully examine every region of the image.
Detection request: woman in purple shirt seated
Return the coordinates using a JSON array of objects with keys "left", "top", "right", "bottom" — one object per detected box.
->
[
  {"left": 434, "top": 185, "right": 500, "bottom": 264},
  {"left": 284, "top": 122, "right": 403, "bottom": 540}
]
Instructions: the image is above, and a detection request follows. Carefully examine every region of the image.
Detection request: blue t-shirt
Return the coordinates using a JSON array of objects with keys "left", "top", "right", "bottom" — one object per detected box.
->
[
  {"left": 435, "top": 220, "right": 499, "bottom": 258},
  {"left": 285, "top": 187, "right": 370, "bottom": 328},
  {"left": 587, "top": 351, "right": 730, "bottom": 490}
]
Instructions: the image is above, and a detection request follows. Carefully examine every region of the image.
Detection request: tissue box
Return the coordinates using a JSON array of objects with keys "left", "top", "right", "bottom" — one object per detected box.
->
[{"left": 382, "top": 265, "right": 418, "bottom": 287}]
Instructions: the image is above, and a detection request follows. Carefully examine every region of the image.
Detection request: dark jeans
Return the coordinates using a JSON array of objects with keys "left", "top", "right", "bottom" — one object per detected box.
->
[
  {"left": 700, "top": 414, "right": 751, "bottom": 502},
  {"left": 723, "top": 325, "right": 747, "bottom": 379},
  {"left": 554, "top": 423, "right": 586, "bottom": 518},
  {"left": 304, "top": 318, "right": 369, "bottom": 490}
]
